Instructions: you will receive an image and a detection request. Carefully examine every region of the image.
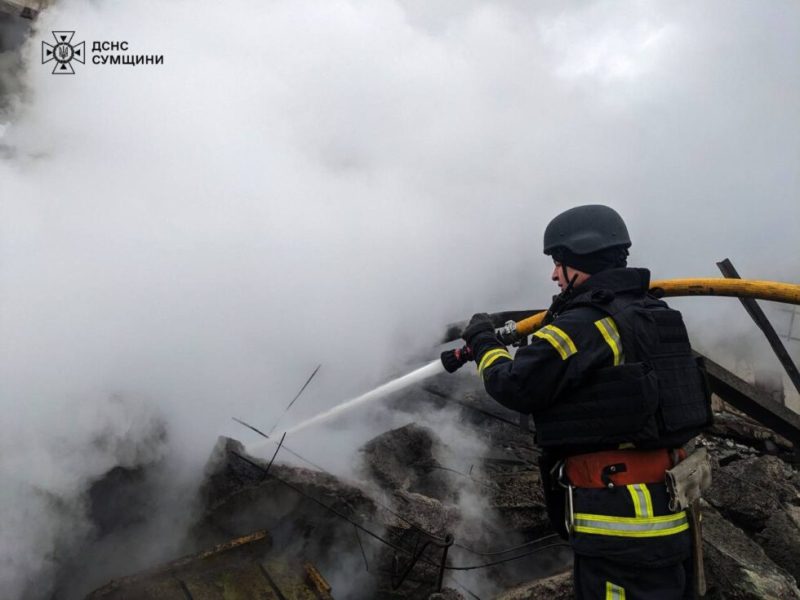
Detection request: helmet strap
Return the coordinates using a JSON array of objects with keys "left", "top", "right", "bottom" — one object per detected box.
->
[{"left": 546, "top": 270, "right": 579, "bottom": 322}]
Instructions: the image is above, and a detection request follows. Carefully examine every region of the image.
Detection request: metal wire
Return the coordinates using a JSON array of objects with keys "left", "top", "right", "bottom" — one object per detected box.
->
[
  {"left": 442, "top": 543, "right": 570, "bottom": 571},
  {"left": 265, "top": 432, "right": 286, "bottom": 475},
  {"left": 354, "top": 525, "right": 369, "bottom": 572},
  {"left": 268, "top": 364, "right": 322, "bottom": 435},
  {"left": 454, "top": 534, "right": 561, "bottom": 557},
  {"left": 232, "top": 417, "right": 327, "bottom": 472}
]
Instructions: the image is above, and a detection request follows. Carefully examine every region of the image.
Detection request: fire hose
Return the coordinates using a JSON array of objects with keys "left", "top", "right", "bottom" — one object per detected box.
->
[{"left": 441, "top": 278, "right": 800, "bottom": 372}]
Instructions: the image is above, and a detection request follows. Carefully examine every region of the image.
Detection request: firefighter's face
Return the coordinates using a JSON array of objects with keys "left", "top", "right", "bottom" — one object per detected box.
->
[{"left": 551, "top": 262, "right": 591, "bottom": 291}]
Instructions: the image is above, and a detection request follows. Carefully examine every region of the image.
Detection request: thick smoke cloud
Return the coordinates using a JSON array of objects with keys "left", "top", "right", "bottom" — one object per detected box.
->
[{"left": 1, "top": 1, "right": 798, "bottom": 597}]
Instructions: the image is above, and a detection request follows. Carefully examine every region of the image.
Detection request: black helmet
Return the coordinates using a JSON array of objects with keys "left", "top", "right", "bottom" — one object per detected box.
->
[{"left": 543, "top": 204, "right": 631, "bottom": 256}]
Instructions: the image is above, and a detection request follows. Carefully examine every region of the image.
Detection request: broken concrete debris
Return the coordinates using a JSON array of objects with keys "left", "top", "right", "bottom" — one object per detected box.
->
[{"left": 84, "top": 365, "right": 800, "bottom": 599}]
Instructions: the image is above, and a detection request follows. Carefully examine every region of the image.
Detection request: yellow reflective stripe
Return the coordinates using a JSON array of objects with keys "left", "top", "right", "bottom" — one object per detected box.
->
[
  {"left": 573, "top": 511, "right": 689, "bottom": 538},
  {"left": 606, "top": 581, "right": 626, "bottom": 600},
  {"left": 627, "top": 485, "right": 642, "bottom": 517},
  {"left": 477, "top": 348, "right": 512, "bottom": 377},
  {"left": 626, "top": 484, "right": 653, "bottom": 518},
  {"left": 605, "top": 316, "right": 622, "bottom": 340},
  {"left": 549, "top": 325, "right": 578, "bottom": 355},
  {"left": 577, "top": 512, "right": 686, "bottom": 524},
  {"left": 533, "top": 325, "right": 577, "bottom": 360},
  {"left": 533, "top": 329, "right": 566, "bottom": 359},
  {"left": 575, "top": 522, "right": 689, "bottom": 538},
  {"left": 595, "top": 317, "right": 623, "bottom": 365},
  {"left": 642, "top": 484, "right": 653, "bottom": 517}
]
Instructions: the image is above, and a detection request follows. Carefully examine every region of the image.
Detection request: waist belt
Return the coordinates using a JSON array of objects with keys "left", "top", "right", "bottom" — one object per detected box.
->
[{"left": 565, "top": 448, "right": 686, "bottom": 489}]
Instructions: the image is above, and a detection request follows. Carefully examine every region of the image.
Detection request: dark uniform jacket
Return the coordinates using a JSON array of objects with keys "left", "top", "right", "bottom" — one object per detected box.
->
[
  {"left": 473, "top": 267, "right": 708, "bottom": 567},
  {"left": 480, "top": 268, "right": 649, "bottom": 418}
]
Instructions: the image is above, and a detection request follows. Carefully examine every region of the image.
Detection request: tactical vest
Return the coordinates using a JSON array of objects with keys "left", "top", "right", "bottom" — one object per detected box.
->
[{"left": 534, "top": 290, "right": 713, "bottom": 450}]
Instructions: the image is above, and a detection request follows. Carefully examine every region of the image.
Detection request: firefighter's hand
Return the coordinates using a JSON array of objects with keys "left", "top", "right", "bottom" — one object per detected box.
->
[
  {"left": 441, "top": 348, "right": 469, "bottom": 373},
  {"left": 461, "top": 313, "right": 494, "bottom": 345}
]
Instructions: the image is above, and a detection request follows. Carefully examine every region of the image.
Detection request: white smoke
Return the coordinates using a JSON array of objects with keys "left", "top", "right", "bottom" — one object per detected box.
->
[{"left": 1, "top": 0, "right": 798, "bottom": 597}]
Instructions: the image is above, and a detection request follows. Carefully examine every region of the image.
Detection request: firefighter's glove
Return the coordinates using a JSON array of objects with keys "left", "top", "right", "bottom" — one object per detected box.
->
[
  {"left": 461, "top": 313, "right": 508, "bottom": 375},
  {"left": 461, "top": 313, "right": 495, "bottom": 345},
  {"left": 462, "top": 313, "right": 505, "bottom": 367}
]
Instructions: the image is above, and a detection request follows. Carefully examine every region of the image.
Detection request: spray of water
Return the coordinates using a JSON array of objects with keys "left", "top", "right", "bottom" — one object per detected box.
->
[{"left": 248, "top": 359, "right": 445, "bottom": 454}]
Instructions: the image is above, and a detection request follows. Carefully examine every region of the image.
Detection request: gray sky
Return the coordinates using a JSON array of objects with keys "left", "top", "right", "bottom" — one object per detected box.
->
[{"left": 1, "top": 1, "right": 799, "bottom": 597}]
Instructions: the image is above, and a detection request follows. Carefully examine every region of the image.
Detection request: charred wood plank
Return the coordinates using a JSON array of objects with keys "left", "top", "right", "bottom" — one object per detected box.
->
[
  {"left": 698, "top": 351, "right": 800, "bottom": 447},
  {"left": 717, "top": 258, "right": 800, "bottom": 397}
]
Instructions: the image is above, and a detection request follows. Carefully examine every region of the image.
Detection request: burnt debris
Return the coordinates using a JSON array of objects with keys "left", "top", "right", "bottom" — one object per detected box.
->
[{"left": 84, "top": 357, "right": 800, "bottom": 599}]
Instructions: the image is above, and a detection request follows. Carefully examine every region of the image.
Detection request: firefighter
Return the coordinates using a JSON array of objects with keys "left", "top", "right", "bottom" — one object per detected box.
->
[{"left": 460, "top": 205, "right": 712, "bottom": 600}]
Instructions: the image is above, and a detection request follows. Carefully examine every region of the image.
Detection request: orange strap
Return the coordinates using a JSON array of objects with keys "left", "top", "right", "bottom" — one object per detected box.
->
[{"left": 565, "top": 448, "right": 685, "bottom": 489}]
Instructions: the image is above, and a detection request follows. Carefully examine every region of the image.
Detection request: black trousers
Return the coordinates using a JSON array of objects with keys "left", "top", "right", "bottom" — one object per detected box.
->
[{"left": 573, "top": 554, "right": 694, "bottom": 600}]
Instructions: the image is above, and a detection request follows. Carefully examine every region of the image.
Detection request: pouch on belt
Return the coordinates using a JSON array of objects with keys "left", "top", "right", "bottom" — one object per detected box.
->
[
  {"left": 666, "top": 447, "right": 711, "bottom": 598},
  {"left": 665, "top": 446, "right": 711, "bottom": 511}
]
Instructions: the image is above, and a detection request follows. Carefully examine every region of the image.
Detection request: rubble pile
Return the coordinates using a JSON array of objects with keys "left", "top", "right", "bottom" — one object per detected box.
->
[
  {"left": 86, "top": 371, "right": 800, "bottom": 599},
  {"left": 700, "top": 415, "right": 800, "bottom": 599}
]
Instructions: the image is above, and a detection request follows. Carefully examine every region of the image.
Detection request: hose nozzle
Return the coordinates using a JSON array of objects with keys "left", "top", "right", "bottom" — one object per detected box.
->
[{"left": 440, "top": 345, "right": 473, "bottom": 373}]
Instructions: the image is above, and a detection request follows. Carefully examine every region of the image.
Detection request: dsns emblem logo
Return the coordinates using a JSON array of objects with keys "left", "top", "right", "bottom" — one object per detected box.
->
[{"left": 42, "top": 31, "right": 85, "bottom": 74}]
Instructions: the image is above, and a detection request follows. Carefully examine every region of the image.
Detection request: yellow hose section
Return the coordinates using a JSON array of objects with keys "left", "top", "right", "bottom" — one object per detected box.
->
[
  {"left": 650, "top": 279, "right": 800, "bottom": 304},
  {"left": 515, "top": 312, "right": 548, "bottom": 336},
  {"left": 515, "top": 278, "right": 800, "bottom": 338}
]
